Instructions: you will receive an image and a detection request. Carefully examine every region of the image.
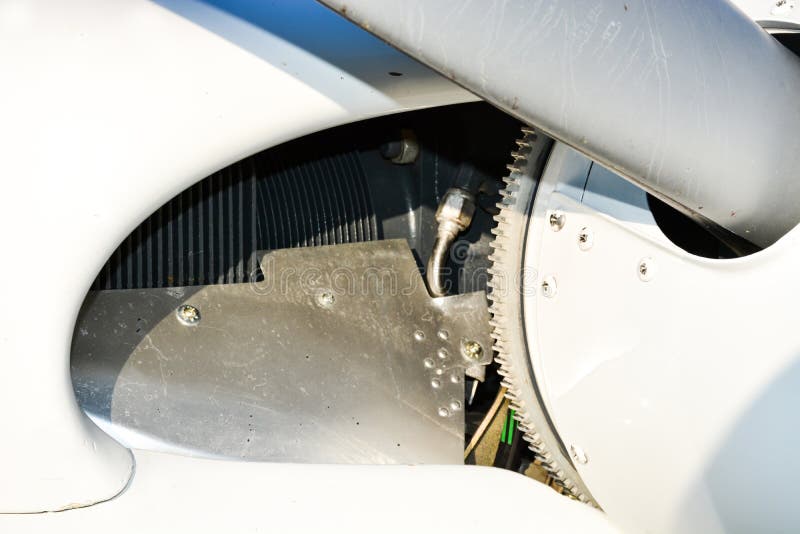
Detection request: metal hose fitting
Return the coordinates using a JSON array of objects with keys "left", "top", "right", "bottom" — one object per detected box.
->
[{"left": 426, "top": 187, "right": 476, "bottom": 297}]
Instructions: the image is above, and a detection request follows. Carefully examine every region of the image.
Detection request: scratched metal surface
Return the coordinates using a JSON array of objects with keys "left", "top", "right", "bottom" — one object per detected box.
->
[
  {"left": 317, "top": 0, "right": 800, "bottom": 248},
  {"left": 71, "top": 240, "right": 492, "bottom": 464}
]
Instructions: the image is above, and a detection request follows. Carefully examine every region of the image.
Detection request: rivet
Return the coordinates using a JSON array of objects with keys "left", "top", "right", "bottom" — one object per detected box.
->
[
  {"left": 437, "top": 329, "right": 450, "bottom": 341},
  {"left": 423, "top": 357, "right": 435, "bottom": 369},
  {"left": 449, "top": 399, "right": 463, "bottom": 411},
  {"left": 430, "top": 378, "right": 442, "bottom": 389},
  {"left": 438, "top": 407, "right": 451, "bottom": 417},
  {"left": 176, "top": 304, "right": 201, "bottom": 326},
  {"left": 413, "top": 330, "right": 426, "bottom": 341},
  {"left": 437, "top": 348, "right": 449, "bottom": 359}
]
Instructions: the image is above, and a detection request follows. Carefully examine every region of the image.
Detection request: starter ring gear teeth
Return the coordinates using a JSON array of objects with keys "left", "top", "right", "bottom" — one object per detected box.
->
[{"left": 487, "top": 126, "right": 598, "bottom": 506}]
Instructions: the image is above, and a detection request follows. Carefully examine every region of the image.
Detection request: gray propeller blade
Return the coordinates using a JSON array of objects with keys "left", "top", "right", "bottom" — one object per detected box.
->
[{"left": 319, "top": 0, "right": 800, "bottom": 248}]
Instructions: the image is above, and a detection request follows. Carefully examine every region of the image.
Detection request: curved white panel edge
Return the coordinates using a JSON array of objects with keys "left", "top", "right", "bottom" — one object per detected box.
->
[
  {"left": 0, "top": 450, "right": 620, "bottom": 534},
  {"left": 0, "top": 0, "right": 474, "bottom": 512},
  {"left": 526, "top": 145, "right": 800, "bottom": 532}
]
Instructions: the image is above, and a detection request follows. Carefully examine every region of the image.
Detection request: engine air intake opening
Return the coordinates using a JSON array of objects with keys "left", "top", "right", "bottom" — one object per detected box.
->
[{"left": 71, "top": 103, "right": 548, "bottom": 485}]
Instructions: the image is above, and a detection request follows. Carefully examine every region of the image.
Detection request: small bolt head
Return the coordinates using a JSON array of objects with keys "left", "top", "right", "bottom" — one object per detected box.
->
[
  {"left": 541, "top": 276, "right": 557, "bottom": 298},
  {"left": 461, "top": 340, "right": 484, "bottom": 360},
  {"left": 570, "top": 445, "right": 589, "bottom": 465},
  {"left": 638, "top": 257, "right": 655, "bottom": 282},
  {"left": 578, "top": 227, "right": 593, "bottom": 251},
  {"left": 549, "top": 211, "right": 566, "bottom": 231},
  {"left": 176, "top": 304, "right": 201, "bottom": 325},
  {"left": 316, "top": 291, "right": 336, "bottom": 308}
]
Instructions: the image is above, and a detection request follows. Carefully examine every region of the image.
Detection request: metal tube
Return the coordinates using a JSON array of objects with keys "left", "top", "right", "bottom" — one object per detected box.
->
[
  {"left": 319, "top": 0, "right": 800, "bottom": 247},
  {"left": 426, "top": 187, "right": 476, "bottom": 297},
  {"left": 427, "top": 234, "right": 455, "bottom": 298}
]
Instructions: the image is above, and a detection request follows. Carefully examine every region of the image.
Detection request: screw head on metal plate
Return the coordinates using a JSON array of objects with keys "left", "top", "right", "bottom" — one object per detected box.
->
[
  {"left": 638, "top": 257, "right": 655, "bottom": 282},
  {"left": 549, "top": 211, "right": 566, "bottom": 231},
  {"left": 541, "top": 276, "right": 557, "bottom": 298},
  {"left": 578, "top": 227, "right": 593, "bottom": 251},
  {"left": 461, "top": 340, "right": 484, "bottom": 360},
  {"left": 176, "top": 304, "right": 201, "bottom": 325},
  {"left": 316, "top": 291, "right": 336, "bottom": 308}
]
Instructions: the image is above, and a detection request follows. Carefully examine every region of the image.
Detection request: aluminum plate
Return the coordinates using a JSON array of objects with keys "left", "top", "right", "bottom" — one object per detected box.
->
[{"left": 71, "top": 240, "right": 492, "bottom": 464}]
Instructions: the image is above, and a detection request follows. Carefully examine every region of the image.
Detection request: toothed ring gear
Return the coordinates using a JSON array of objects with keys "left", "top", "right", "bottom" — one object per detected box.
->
[{"left": 488, "top": 127, "right": 598, "bottom": 505}]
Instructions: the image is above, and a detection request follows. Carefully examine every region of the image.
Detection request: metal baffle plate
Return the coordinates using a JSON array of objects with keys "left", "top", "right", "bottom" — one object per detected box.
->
[{"left": 71, "top": 240, "right": 492, "bottom": 464}]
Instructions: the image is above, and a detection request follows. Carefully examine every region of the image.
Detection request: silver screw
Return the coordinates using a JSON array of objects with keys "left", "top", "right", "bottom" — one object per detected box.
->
[
  {"left": 549, "top": 211, "right": 566, "bottom": 231},
  {"left": 437, "top": 348, "right": 449, "bottom": 359},
  {"left": 772, "top": 0, "right": 794, "bottom": 15},
  {"left": 461, "top": 340, "right": 484, "bottom": 360},
  {"left": 430, "top": 378, "right": 442, "bottom": 389},
  {"left": 437, "top": 329, "right": 450, "bottom": 341},
  {"left": 570, "top": 444, "right": 589, "bottom": 465},
  {"left": 176, "top": 304, "right": 201, "bottom": 326},
  {"left": 423, "top": 357, "right": 435, "bottom": 369},
  {"left": 638, "top": 257, "right": 654, "bottom": 282},
  {"left": 413, "top": 330, "right": 426, "bottom": 342},
  {"left": 541, "top": 276, "right": 557, "bottom": 298},
  {"left": 578, "top": 227, "right": 593, "bottom": 251},
  {"left": 437, "top": 406, "right": 451, "bottom": 417},
  {"left": 449, "top": 399, "right": 463, "bottom": 411},
  {"left": 316, "top": 291, "right": 336, "bottom": 308}
]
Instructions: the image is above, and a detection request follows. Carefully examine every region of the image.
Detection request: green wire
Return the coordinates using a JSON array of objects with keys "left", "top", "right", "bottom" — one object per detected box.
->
[{"left": 500, "top": 408, "right": 516, "bottom": 445}]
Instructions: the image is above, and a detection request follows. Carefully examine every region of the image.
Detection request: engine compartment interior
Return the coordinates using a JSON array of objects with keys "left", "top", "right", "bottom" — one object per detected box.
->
[{"left": 70, "top": 101, "right": 740, "bottom": 496}]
